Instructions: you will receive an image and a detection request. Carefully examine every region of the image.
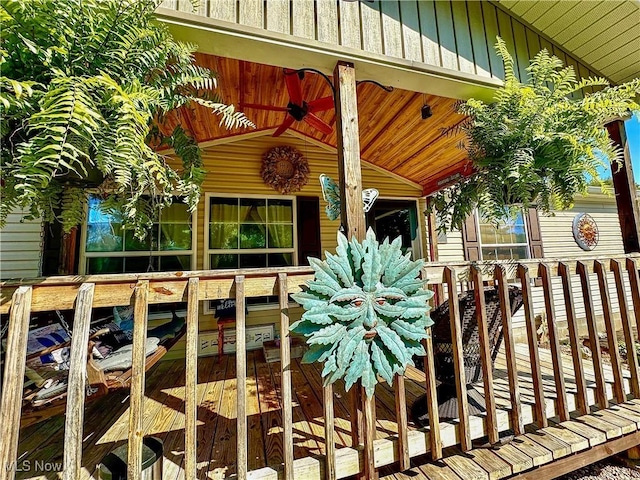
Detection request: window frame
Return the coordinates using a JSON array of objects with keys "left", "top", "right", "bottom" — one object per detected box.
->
[
  {"left": 475, "top": 208, "right": 531, "bottom": 261},
  {"left": 204, "top": 192, "right": 298, "bottom": 312},
  {"left": 78, "top": 195, "right": 198, "bottom": 275}
]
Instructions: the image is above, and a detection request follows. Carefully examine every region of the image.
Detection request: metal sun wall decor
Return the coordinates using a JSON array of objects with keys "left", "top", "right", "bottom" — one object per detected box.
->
[
  {"left": 290, "top": 229, "right": 434, "bottom": 398},
  {"left": 261, "top": 145, "right": 310, "bottom": 194},
  {"left": 572, "top": 213, "right": 599, "bottom": 251}
]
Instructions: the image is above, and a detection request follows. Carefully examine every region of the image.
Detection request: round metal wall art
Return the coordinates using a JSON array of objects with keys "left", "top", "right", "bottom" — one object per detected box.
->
[
  {"left": 261, "top": 146, "right": 309, "bottom": 194},
  {"left": 572, "top": 213, "right": 599, "bottom": 251}
]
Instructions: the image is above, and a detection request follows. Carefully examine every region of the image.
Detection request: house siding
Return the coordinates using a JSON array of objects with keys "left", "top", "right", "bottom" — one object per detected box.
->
[
  {"left": 164, "top": 131, "right": 424, "bottom": 359},
  {"left": 0, "top": 210, "right": 42, "bottom": 280},
  {"left": 158, "top": 0, "right": 601, "bottom": 88}
]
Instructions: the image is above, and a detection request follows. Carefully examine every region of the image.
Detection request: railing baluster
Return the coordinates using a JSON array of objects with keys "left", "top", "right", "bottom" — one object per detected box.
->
[
  {"left": 394, "top": 375, "right": 410, "bottom": 471},
  {"left": 63, "top": 283, "right": 95, "bottom": 480},
  {"left": 278, "top": 273, "right": 295, "bottom": 480},
  {"left": 517, "top": 264, "right": 547, "bottom": 428},
  {"left": 626, "top": 258, "right": 640, "bottom": 338},
  {"left": 611, "top": 259, "right": 640, "bottom": 398},
  {"left": 128, "top": 280, "right": 149, "bottom": 480},
  {"left": 594, "top": 260, "right": 626, "bottom": 403},
  {"left": 470, "top": 265, "right": 499, "bottom": 444},
  {"left": 443, "top": 266, "right": 471, "bottom": 450},
  {"left": 422, "top": 332, "right": 442, "bottom": 459},
  {"left": 185, "top": 278, "right": 199, "bottom": 479},
  {"left": 576, "top": 261, "right": 608, "bottom": 409},
  {"left": 362, "top": 388, "right": 377, "bottom": 480},
  {"left": 236, "top": 275, "right": 248, "bottom": 479},
  {"left": 558, "top": 262, "right": 589, "bottom": 416},
  {"left": 350, "top": 387, "right": 363, "bottom": 448},
  {"left": 494, "top": 266, "right": 523, "bottom": 435},
  {"left": 0, "top": 286, "right": 33, "bottom": 477},
  {"left": 323, "top": 384, "right": 336, "bottom": 480},
  {"left": 539, "top": 263, "right": 570, "bottom": 421}
]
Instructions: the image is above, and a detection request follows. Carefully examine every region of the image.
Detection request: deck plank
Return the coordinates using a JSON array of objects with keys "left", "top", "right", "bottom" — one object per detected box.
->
[
  {"left": 15, "top": 336, "right": 640, "bottom": 480},
  {"left": 523, "top": 431, "right": 572, "bottom": 459},
  {"left": 536, "top": 425, "right": 590, "bottom": 453},
  {"left": 548, "top": 419, "right": 606, "bottom": 447},
  {"left": 570, "top": 412, "right": 623, "bottom": 439},
  {"left": 443, "top": 451, "right": 490, "bottom": 480},
  {"left": 491, "top": 443, "right": 534, "bottom": 474},
  {"left": 467, "top": 448, "right": 512, "bottom": 479},
  {"left": 509, "top": 436, "right": 553, "bottom": 466}
]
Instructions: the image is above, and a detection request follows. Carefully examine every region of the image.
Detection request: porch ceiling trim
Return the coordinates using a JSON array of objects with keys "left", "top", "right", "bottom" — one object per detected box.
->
[
  {"left": 156, "top": 7, "right": 502, "bottom": 102},
  {"left": 496, "top": 0, "right": 640, "bottom": 85}
]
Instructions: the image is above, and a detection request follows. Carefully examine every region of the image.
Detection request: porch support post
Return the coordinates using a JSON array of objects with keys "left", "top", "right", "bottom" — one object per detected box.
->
[
  {"left": 334, "top": 60, "right": 376, "bottom": 480},
  {"left": 334, "top": 61, "right": 366, "bottom": 241},
  {"left": 607, "top": 120, "right": 640, "bottom": 253}
]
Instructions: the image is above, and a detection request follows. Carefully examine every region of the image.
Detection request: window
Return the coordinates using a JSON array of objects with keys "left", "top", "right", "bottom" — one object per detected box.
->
[
  {"left": 206, "top": 195, "right": 296, "bottom": 270},
  {"left": 477, "top": 210, "right": 529, "bottom": 261},
  {"left": 366, "top": 199, "right": 422, "bottom": 260},
  {"left": 81, "top": 195, "right": 194, "bottom": 274}
]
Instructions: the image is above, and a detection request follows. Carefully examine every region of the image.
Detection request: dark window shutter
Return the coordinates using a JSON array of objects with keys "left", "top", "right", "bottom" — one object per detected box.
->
[
  {"left": 462, "top": 213, "right": 481, "bottom": 261},
  {"left": 525, "top": 207, "right": 544, "bottom": 258}
]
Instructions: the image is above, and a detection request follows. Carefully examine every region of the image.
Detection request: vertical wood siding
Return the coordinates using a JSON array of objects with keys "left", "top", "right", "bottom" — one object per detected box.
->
[
  {"left": 159, "top": 1, "right": 602, "bottom": 84},
  {"left": 0, "top": 210, "right": 42, "bottom": 280},
  {"left": 165, "top": 132, "right": 422, "bottom": 359}
]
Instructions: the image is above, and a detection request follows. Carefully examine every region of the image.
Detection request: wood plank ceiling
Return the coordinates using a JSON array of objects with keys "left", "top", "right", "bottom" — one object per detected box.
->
[{"left": 163, "top": 53, "right": 470, "bottom": 195}]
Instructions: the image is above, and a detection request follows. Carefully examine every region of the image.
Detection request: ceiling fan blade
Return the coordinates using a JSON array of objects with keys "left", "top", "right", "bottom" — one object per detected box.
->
[
  {"left": 307, "top": 95, "right": 334, "bottom": 113},
  {"left": 303, "top": 112, "right": 333, "bottom": 135},
  {"left": 284, "top": 69, "right": 303, "bottom": 105},
  {"left": 273, "top": 115, "right": 296, "bottom": 137},
  {"left": 241, "top": 103, "right": 289, "bottom": 112}
]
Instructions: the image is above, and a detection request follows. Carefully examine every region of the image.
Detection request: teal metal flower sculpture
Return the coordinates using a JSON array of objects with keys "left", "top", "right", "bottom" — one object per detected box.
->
[{"left": 290, "top": 229, "right": 434, "bottom": 398}]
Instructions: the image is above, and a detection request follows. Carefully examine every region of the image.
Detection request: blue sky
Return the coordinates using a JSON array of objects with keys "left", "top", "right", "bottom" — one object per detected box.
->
[{"left": 627, "top": 112, "right": 640, "bottom": 182}]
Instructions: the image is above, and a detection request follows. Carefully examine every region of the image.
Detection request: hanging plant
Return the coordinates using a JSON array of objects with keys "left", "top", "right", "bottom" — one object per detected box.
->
[
  {"left": 261, "top": 145, "right": 309, "bottom": 194},
  {"left": 290, "top": 229, "right": 434, "bottom": 398},
  {"left": 0, "top": 0, "right": 254, "bottom": 238},
  {"left": 429, "top": 38, "right": 640, "bottom": 231}
]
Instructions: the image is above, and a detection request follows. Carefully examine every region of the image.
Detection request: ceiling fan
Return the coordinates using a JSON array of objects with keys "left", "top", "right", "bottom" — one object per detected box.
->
[{"left": 241, "top": 68, "right": 335, "bottom": 137}]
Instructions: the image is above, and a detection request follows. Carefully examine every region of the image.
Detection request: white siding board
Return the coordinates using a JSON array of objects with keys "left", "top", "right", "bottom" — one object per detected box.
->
[
  {"left": 208, "top": 0, "right": 236, "bottom": 23},
  {"left": 360, "top": 0, "right": 384, "bottom": 55},
  {"left": 418, "top": 0, "right": 441, "bottom": 67},
  {"left": 434, "top": 0, "right": 458, "bottom": 71},
  {"left": 239, "top": 0, "right": 264, "bottom": 29},
  {"left": 292, "top": 0, "right": 315, "bottom": 39},
  {"left": 316, "top": 0, "right": 339, "bottom": 45},
  {"left": 266, "top": 0, "right": 290, "bottom": 34},
  {"left": 512, "top": 20, "right": 531, "bottom": 83},
  {"left": 496, "top": 8, "right": 519, "bottom": 78},
  {"left": 0, "top": 210, "right": 41, "bottom": 280},
  {"left": 451, "top": 1, "right": 476, "bottom": 74},
  {"left": 481, "top": 2, "right": 504, "bottom": 79},
  {"left": 339, "top": 0, "right": 362, "bottom": 50},
  {"left": 467, "top": 0, "right": 492, "bottom": 78},
  {"left": 400, "top": 0, "right": 423, "bottom": 63},
  {"left": 380, "top": 0, "right": 403, "bottom": 59}
]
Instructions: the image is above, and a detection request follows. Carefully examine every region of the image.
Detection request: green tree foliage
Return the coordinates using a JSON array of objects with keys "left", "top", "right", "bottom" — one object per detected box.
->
[
  {"left": 429, "top": 38, "right": 640, "bottom": 231},
  {"left": 0, "top": 0, "right": 253, "bottom": 237},
  {"left": 290, "top": 230, "right": 434, "bottom": 398}
]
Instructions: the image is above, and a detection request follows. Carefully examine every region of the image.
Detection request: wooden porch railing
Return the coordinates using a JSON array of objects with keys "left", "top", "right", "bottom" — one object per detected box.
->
[{"left": 1, "top": 255, "right": 640, "bottom": 479}]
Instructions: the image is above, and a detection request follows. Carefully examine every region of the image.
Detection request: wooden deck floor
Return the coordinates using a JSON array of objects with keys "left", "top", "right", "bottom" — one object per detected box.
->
[{"left": 15, "top": 344, "right": 637, "bottom": 480}]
